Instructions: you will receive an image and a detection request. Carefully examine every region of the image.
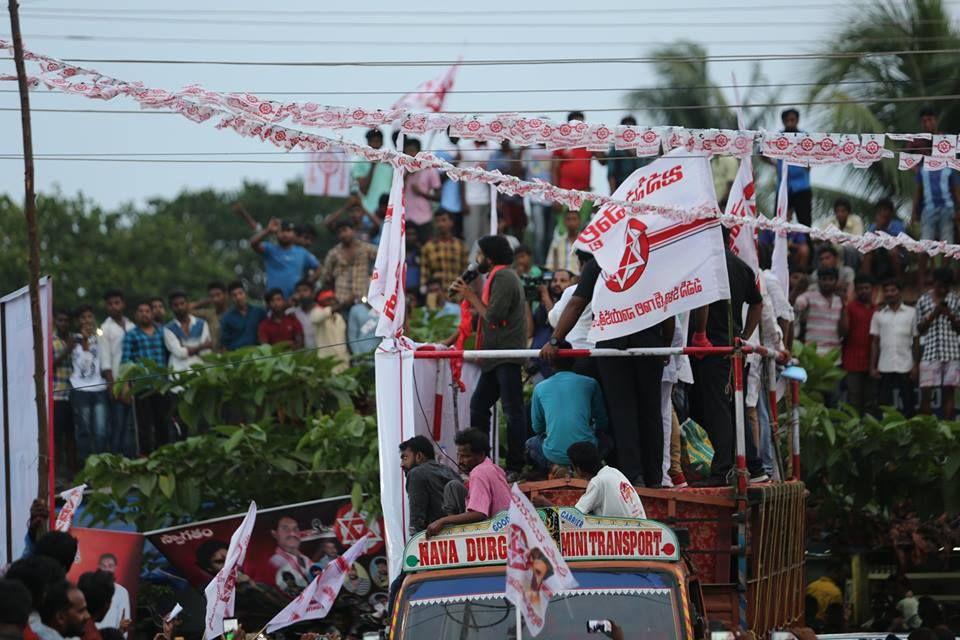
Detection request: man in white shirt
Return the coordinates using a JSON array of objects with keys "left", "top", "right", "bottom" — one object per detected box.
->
[
  {"left": 99, "top": 288, "right": 136, "bottom": 456},
  {"left": 268, "top": 515, "right": 312, "bottom": 593},
  {"left": 162, "top": 291, "right": 212, "bottom": 374},
  {"left": 548, "top": 250, "right": 594, "bottom": 350},
  {"left": 96, "top": 553, "right": 131, "bottom": 632},
  {"left": 70, "top": 305, "right": 110, "bottom": 465},
  {"left": 569, "top": 441, "right": 646, "bottom": 519},
  {"left": 870, "top": 280, "right": 919, "bottom": 416},
  {"left": 460, "top": 140, "right": 494, "bottom": 250},
  {"left": 289, "top": 279, "right": 318, "bottom": 349}
]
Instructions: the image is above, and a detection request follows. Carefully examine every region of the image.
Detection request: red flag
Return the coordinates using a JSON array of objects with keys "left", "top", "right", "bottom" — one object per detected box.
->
[
  {"left": 54, "top": 484, "right": 86, "bottom": 532},
  {"left": 392, "top": 62, "right": 459, "bottom": 113}
]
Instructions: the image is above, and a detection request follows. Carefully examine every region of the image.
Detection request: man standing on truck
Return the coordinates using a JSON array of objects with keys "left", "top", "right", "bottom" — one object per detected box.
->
[{"left": 425, "top": 429, "right": 511, "bottom": 537}]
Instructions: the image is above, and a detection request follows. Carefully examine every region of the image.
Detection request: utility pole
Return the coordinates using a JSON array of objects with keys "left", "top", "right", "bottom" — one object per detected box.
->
[{"left": 8, "top": 0, "right": 51, "bottom": 506}]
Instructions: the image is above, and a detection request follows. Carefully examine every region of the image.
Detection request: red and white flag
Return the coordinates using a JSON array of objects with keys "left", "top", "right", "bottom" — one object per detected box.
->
[
  {"left": 264, "top": 533, "right": 376, "bottom": 633},
  {"left": 304, "top": 148, "right": 351, "bottom": 197},
  {"left": 392, "top": 62, "right": 459, "bottom": 113},
  {"left": 771, "top": 162, "right": 792, "bottom": 295},
  {"left": 572, "top": 149, "right": 730, "bottom": 343},
  {"left": 367, "top": 162, "right": 407, "bottom": 339},
  {"left": 54, "top": 484, "right": 86, "bottom": 532},
  {"left": 203, "top": 501, "right": 257, "bottom": 640},
  {"left": 725, "top": 156, "right": 760, "bottom": 279},
  {"left": 505, "top": 484, "right": 577, "bottom": 637}
]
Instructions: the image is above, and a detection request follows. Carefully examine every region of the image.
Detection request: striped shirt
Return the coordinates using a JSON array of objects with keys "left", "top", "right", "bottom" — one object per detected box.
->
[
  {"left": 795, "top": 290, "right": 842, "bottom": 355},
  {"left": 917, "top": 166, "right": 960, "bottom": 211}
]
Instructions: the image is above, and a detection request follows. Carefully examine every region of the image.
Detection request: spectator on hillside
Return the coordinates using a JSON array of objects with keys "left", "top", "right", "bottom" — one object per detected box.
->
[
  {"left": 70, "top": 305, "right": 109, "bottom": 465},
  {"left": 320, "top": 220, "right": 378, "bottom": 309},
  {"left": 163, "top": 291, "right": 211, "bottom": 374},
  {"left": 323, "top": 195, "right": 381, "bottom": 244},
  {"left": 34, "top": 531, "right": 79, "bottom": 573},
  {"left": 402, "top": 137, "right": 441, "bottom": 243},
  {"left": 351, "top": 128, "right": 394, "bottom": 217},
  {"left": 460, "top": 139, "right": 495, "bottom": 250},
  {"left": 806, "top": 568, "right": 844, "bottom": 623},
  {"left": 600, "top": 116, "right": 651, "bottom": 192},
  {"left": 512, "top": 245, "right": 540, "bottom": 279},
  {"left": 190, "top": 282, "right": 230, "bottom": 352},
  {"left": 775, "top": 108, "right": 813, "bottom": 228},
  {"left": 545, "top": 208, "right": 582, "bottom": 273},
  {"left": 840, "top": 275, "right": 877, "bottom": 415},
  {"left": 294, "top": 222, "right": 317, "bottom": 250},
  {"left": 399, "top": 435, "right": 460, "bottom": 536},
  {"left": 52, "top": 310, "right": 75, "bottom": 475},
  {"left": 903, "top": 105, "right": 940, "bottom": 157},
  {"left": 121, "top": 301, "right": 171, "bottom": 454},
  {"left": 808, "top": 245, "right": 855, "bottom": 301},
  {"left": 149, "top": 297, "right": 167, "bottom": 326},
  {"left": 99, "top": 289, "right": 136, "bottom": 457},
  {"left": 424, "top": 279, "right": 460, "bottom": 318},
  {"left": 521, "top": 142, "right": 555, "bottom": 264},
  {"left": 405, "top": 233, "right": 422, "bottom": 295},
  {"left": 552, "top": 111, "right": 593, "bottom": 194},
  {"left": 815, "top": 197, "right": 864, "bottom": 269},
  {"left": 870, "top": 280, "right": 919, "bottom": 416},
  {"left": 452, "top": 236, "right": 528, "bottom": 475},
  {"left": 220, "top": 281, "right": 267, "bottom": 351},
  {"left": 489, "top": 140, "right": 527, "bottom": 238},
  {"left": 258, "top": 289, "right": 303, "bottom": 349},
  {"left": 912, "top": 154, "right": 960, "bottom": 283},
  {"left": 289, "top": 280, "right": 318, "bottom": 349},
  {"left": 347, "top": 301, "right": 379, "bottom": 356},
  {"left": 34, "top": 580, "right": 90, "bottom": 640},
  {"left": 94, "top": 555, "right": 129, "bottom": 632},
  {"left": 425, "top": 429, "right": 510, "bottom": 536},
  {"left": 250, "top": 218, "right": 320, "bottom": 301},
  {"left": 795, "top": 267, "right": 843, "bottom": 357},
  {"left": 4, "top": 555, "right": 66, "bottom": 637},
  {"left": 527, "top": 339, "right": 608, "bottom": 475},
  {"left": 0, "top": 578, "right": 31, "bottom": 640},
  {"left": 420, "top": 210, "right": 468, "bottom": 288},
  {"left": 310, "top": 290, "right": 350, "bottom": 368},
  {"left": 433, "top": 131, "right": 466, "bottom": 234},
  {"left": 862, "top": 198, "right": 907, "bottom": 281},
  {"left": 570, "top": 441, "right": 645, "bottom": 518},
  {"left": 76, "top": 571, "right": 114, "bottom": 640},
  {"left": 916, "top": 268, "right": 960, "bottom": 418},
  {"left": 548, "top": 250, "right": 594, "bottom": 351},
  {"left": 789, "top": 270, "right": 809, "bottom": 307}
]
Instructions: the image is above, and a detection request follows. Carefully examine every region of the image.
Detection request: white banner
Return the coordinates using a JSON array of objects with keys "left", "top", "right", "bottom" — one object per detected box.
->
[
  {"left": 412, "top": 354, "right": 480, "bottom": 469},
  {"left": 367, "top": 160, "right": 407, "bottom": 339},
  {"left": 203, "top": 501, "right": 256, "bottom": 640},
  {"left": 265, "top": 533, "right": 375, "bottom": 633},
  {"left": 0, "top": 277, "right": 51, "bottom": 566},
  {"left": 303, "top": 149, "right": 351, "bottom": 197},
  {"left": 572, "top": 150, "right": 730, "bottom": 343},
  {"left": 505, "top": 485, "right": 578, "bottom": 636},
  {"left": 771, "top": 162, "right": 791, "bottom": 296},
  {"left": 725, "top": 156, "right": 760, "bottom": 278},
  {"left": 54, "top": 484, "right": 86, "bottom": 532}
]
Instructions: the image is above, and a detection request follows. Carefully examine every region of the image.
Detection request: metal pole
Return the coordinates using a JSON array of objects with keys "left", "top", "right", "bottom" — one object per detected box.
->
[
  {"left": 790, "top": 380, "right": 801, "bottom": 481},
  {"left": 766, "top": 356, "right": 784, "bottom": 481},
  {"left": 8, "top": 0, "right": 51, "bottom": 509},
  {"left": 732, "top": 342, "right": 749, "bottom": 632},
  {"left": 515, "top": 603, "right": 522, "bottom": 640}
]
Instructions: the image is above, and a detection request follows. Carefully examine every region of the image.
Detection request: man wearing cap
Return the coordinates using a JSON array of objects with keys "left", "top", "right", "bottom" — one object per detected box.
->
[
  {"left": 250, "top": 217, "right": 320, "bottom": 301},
  {"left": 451, "top": 235, "right": 527, "bottom": 475},
  {"left": 311, "top": 288, "right": 350, "bottom": 369}
]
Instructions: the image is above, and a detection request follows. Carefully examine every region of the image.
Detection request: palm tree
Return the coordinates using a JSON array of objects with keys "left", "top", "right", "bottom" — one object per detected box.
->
[{"left": 808, "top": 0, "right": 960, "bottom": 202}]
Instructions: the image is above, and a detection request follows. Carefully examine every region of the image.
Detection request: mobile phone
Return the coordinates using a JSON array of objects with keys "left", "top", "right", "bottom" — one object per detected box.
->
[
  {"left": 222, "top": 618, "right": 239, "bottom": 640},
  {"left": 586, "top": 620, "right": 612, "bottom": 633}
]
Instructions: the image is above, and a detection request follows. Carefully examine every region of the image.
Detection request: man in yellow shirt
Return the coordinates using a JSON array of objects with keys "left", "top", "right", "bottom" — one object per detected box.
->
[{"left": 806, "top": 568, "right": 844, "bottom": 621}]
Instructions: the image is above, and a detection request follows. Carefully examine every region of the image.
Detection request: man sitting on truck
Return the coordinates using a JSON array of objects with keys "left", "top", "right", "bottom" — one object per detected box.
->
[
  {"left": 569, "top": 441, "right": 646, "bottom": 518},
  {"left": 425, "top": 428, "right": 511, "bottom": 537}
]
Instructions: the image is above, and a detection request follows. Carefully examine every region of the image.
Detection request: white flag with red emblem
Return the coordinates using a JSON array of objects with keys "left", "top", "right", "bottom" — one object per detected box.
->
[
  {"left": 54, "top": 484, "right": 86, "bottom": 532},
  {"left": 367, "top": 164, "right": 407, "bottom": 339},
  {"left": 203, "top": 501, "right": 257, "bottom": 640},
  {"left": 572, "top": 149, "right": 730, "bottom": 343},
  {"left": 505, "top": 484, "right": 578, "bottom": 637},
  {"left": 264, "top": 533, "right": 376, "bottom": 633},
  {"left": 392, "top": 62, "right": 459, "bottom": 113},
  {"left": 771, "top": 162, "right": 792, "bottom": 295},
  {"left": 303, "top": 148, "right": 351, "bottom": 197},
  {"left": 725, "top": 156, "right": 760, "bottom": 278}
]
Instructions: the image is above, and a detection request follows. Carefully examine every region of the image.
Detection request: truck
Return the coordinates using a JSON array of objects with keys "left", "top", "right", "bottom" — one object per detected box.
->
[{"left": 388, "top": 480, "right": 806, "bottom": 639}]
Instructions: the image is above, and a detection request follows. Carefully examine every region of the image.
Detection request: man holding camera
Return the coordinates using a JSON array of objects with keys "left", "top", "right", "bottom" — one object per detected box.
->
[{"left": 451, "top": 235, "right": 527, "bottom": 476}]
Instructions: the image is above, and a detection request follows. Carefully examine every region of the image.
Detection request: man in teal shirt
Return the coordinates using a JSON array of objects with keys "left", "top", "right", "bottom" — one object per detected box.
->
[{"left": 527, "top": 339, "right": 609, "bottom": 473}]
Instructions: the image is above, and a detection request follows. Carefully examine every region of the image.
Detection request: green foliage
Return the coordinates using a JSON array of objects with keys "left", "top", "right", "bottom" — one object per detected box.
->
[
  {"left": 78, "top": 345, "right": 379, "bottom": 532},
  {"left": 406, "top": 307, "right": 458, "bottom": 344},
  {"left": 0, "top": 182, "right": 345, "bottom": 311}
]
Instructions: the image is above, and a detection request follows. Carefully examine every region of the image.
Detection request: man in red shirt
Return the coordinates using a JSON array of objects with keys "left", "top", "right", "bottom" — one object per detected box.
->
[
  {"left": 258, "top": 288, "right": 304, "bottom": 349},
  {"left": 551, "top": 110, "right": 593, "bottom": 193},
  {"left": 840, "top": 274, "right": 876, "bottom": 415}
]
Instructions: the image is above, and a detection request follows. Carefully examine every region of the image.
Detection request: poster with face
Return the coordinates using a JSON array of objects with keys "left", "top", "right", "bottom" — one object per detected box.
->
[{"left": 67, "top": 528, "right": 145, "bottom": 628}]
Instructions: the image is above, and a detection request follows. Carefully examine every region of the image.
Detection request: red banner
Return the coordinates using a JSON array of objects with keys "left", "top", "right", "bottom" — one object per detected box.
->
[{"left": 67, "top": 528, "right": 145, "bottom": 627}]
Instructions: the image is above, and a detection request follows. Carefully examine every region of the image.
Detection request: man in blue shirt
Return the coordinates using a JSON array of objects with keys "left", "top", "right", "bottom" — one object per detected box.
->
[
  {"left": 120, "top": 300, "right": 170, "bottom": 454},
  {"left": 913, "top": 163, "right": 960, "bottom": 282},
  {"left": 250, "top": 218, "right": 320, "bottom": 300},
  {"left": 773, "top": 108, "right": 813, "bottom": 228},
  {"left": 220, "top": 281, "right": 268, "bottom": 351},
  {"left": 526, "top": 339, "right": 609, "bottom": 475}
]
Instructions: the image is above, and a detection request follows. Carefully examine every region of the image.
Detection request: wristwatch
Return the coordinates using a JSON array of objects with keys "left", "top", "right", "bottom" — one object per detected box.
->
[{"left": 548, "top": 336, "right": 561, "bottom": 347}]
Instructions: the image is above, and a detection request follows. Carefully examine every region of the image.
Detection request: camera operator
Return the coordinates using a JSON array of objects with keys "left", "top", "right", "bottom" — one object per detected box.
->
[
  {"left": 450, "top": 235, "right": 528, "bottom": 476},
  {"left": 530, "top": 270, "right": 577, "bottom": 380}
]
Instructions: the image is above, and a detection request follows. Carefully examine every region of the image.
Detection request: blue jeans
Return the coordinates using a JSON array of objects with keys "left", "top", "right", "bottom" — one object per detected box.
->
[
  {"left": 71, "top": 389, "right": 109, "bottom": 464},
  {"left": 921, "top": 205, "right": 955, "bottom": 242},
  {"left": 525, "top": 433, "right": 612, "bottom": 472},
  {"left": 109, "top": 396, "right": 137, "bottom": 457},
  {"left": 756, "top": 391, "right": 777, "bottom": 478}
]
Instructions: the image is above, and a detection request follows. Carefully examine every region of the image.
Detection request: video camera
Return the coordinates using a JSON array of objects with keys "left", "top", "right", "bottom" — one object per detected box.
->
[{"left": 521, "top": 271, "right": 554, "bottom": 302}]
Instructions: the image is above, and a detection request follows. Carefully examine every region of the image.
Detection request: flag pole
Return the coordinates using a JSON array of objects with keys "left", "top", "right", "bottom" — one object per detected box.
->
[
  {"left": 515, "top": 605, "right": 522, "bottom": 640},
  {"left": 7, "top": 0, "right": 51, "bottom": 512}
]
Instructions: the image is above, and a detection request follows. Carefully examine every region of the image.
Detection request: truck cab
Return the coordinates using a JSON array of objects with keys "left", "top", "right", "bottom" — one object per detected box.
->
[{"left": 389, "top": 507, "right": 707, "bottom": 639}]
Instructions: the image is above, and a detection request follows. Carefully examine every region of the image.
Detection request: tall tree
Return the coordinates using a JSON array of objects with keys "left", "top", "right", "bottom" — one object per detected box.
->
[{"left": 808, "top": 0, "right": 960, "bottom": 201}]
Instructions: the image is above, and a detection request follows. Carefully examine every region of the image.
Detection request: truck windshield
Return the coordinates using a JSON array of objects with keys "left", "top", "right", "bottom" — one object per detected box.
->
[{"left": 399, "top": 569, "right": 681, "bottom": 639}]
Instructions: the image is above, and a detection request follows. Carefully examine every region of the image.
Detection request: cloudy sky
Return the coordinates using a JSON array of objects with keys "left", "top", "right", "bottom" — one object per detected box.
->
[{"left": 0, "top": 0, "right": 943, "bottom": 210}]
